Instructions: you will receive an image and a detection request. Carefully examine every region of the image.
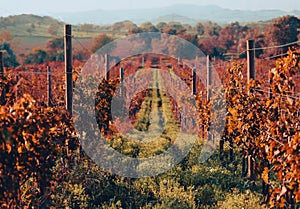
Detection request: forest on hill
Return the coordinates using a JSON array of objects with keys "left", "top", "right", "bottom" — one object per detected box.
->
[{"left": 0, "top": 14, "right": 299, "bottom": 66}]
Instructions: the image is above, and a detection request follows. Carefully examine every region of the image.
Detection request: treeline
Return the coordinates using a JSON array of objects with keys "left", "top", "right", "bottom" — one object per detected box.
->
[
  {"left": 0, "top": 15, "right": 299, "bottom": 66},
  {"left": 85, "top": 15, "right": 300, "bottom": 58}
]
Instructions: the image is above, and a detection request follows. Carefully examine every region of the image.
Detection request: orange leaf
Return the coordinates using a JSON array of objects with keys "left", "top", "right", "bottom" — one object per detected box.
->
[
  {"left": 279, "top": 197, "right": 286, "bottom": 208},
  {"left": 262, "top": 167, "right": 269, "bottom": 184},
  {"left": 17, "top": 146, "right": 23, "bottom": 154},
  {"left": 278, "top": 170, "right": 283, "bottom": 181},
  {"left": 295, "top": 191, "right": 300, "bottom": 203},
  {"left": 6, "top": 143, "right": 12, "bottom": 154}
]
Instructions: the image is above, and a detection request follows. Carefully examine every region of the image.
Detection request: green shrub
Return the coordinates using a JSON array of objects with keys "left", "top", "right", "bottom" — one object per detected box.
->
[{"left": 217, "top": 188, "right": 266, "bottom": 209}]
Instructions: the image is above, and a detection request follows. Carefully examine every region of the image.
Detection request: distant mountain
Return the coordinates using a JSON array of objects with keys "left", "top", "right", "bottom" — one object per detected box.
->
[
  {"left": 53, "top": 4, "right": 300, "bottom": 25},
  {"left": 152, "top": 14, "right": 198, "bottom": 26}
]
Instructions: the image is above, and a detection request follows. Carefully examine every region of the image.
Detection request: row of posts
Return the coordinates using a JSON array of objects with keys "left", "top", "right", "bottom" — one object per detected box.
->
[
  {"left": 192, "top": 55, "right": 212, "bottom": 101},
  {"left": 197, "top": 40, "right": 256, "bottom": 102},
  {"left": 0, "top": 28, "right": 272, "bottom": 113}
]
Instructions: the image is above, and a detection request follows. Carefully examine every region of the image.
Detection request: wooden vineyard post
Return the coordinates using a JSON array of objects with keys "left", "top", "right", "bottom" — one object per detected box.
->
[
  {"left": 105, "top": 53, "right": 109, "bottom": 80},
  {"left": 269, "top": 69, "right": 273, "bottom": 99},
  {"left": 0, "top": 51, "right": 3, "bottom": 78},
  {"left": 192, "top": 68, "right": 197, "bottom": 95},
  {"left": 177, "top": 57, "right": 181, "bottom": 67},
  {"left": 47, "top": 66, "right": 52, "bottom": 107},
  {"left": 120, "top": 67, "right": 125, "bottom": 96},
  {"left": 246, "top": 39, "right": 255, "bottom": 179},
  {"left": 247, "top": 40, "right": 256, "bottom": 82},
  {"left": 0, "top": 51, "right": 6, "bottom": 104},
  {"left": 103, "top": 53, "right": 110, "bottom": 134},
  {"left": 207, "top": 54, "right": 223, "bottom": 159},
  {"left": 65, "top": 24, "right": 72, "bottom": 115},
  {"left": 120, "top": 67, "right": 124, "bottom": 81},
  {"left": 206, "top": 55, "right": 212, "bottom": 101},
  {"left": 206, "top": 55, "right": 214, "bottom": 143}
]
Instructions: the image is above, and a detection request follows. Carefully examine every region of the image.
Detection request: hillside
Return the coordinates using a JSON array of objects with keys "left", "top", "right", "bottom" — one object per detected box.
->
[
  {"left": 0, "top": 14, "right": 65, "bottom": 37},
  {"left": 0, "top": 14, "right": 113, "bottom": 39},
  {"left": 0, "top": 14, "right": 98, "bottom": 56}
]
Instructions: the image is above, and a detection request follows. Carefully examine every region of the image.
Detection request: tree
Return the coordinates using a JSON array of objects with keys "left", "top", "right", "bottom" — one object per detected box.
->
[
  {"left": 111, "top": 21, "right": 125, "bottom": 31},
  {"left": 240, "top": 27, "right": 266, "bottom": 58},
  {"left": 198, "top": 36, "right": 224, "bottom": 58},
  {"left": 179, "top": 34, "right": 198, "bottom": 46},
  {"left": 0, "top": 29, "right": 21, "bottom": 53},
  {"left": 46, "top": 37, "right": 64, "bottom": 51},
  {"left": 129, "top": 27, "right": 143, "bottom": 34},
  {"left": 112, "top": 20, "right": 138, "bottom": 32},
  {"left": 265, "top": 16, "right": 300, "bottom": 54},
  {"left": 156, "top": 22, "right": 168, "bottom": 32},
  {"left": 164, "top": 22, "right": 186, "bottom": 35},
  {"left": 139, "top": 22, "right": 159, "bottom": 32},
  {"left": 46, "top": 37, "right": 64, "bottom": 61},
  {"left": 122, "top": 20, "right": 138, "bottom": 32},
  {"left": 203, "top": 21, "right": 221, "bottom": 36},
  {"left": 24, "top": 48, "right": 48, "bottom": 64},
  {"left": 183, "top": 24, "right": 192, "bottom": 32},
  {"left": 218, "top": 22, "right": 248, "bottom": 52},
  {"left": 0, "top": 30, "right": 13, "bottom": 43},
  {"left": 91, "top": 34, "right": 114, "bottom": 53},
  {"left": 194, "top": 22, "right": 205, "bottom": 35},
  {"left": 0, "top": 42, "right": 19, "bottom": 67}
]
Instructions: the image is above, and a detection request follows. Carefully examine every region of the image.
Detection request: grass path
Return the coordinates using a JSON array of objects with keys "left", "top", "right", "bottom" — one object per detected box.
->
[{"left": 115, "top": 68, "right": 181, "bottom": 158}]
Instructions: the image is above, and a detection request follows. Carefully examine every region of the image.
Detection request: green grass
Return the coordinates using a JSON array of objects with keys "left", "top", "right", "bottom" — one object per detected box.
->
[{"left": 111, "top": 68, "right": 182, "bottom": 158}]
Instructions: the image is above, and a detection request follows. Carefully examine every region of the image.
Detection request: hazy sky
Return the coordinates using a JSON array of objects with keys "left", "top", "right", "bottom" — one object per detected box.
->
[{"left": 1, "top": 0, "right": 299, "bottom": 16}]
